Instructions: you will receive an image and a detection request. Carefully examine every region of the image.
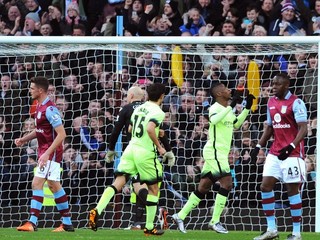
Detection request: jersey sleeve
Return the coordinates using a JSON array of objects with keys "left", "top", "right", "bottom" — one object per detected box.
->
[
  {"left": 45, "top": 106, "right": 63, "bottom": 129},
  {"left": 266, "top": 107, "right": 272, "bottom": 126},
  {"left": 149, "top": 111, "right": 165, "bottom": 127},
  {"left": 108, "top": 105, "right": 130, "bottom": 150},
  {"left": 208, "top": 104, "right": 233, "bottom": 125},
  {"left": 292, "top": 98, "right": 307, "bottom": 123}
]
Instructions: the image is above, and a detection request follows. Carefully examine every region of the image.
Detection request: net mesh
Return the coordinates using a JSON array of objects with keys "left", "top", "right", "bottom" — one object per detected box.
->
[{"left": 0, "top": 41, "right": 317, "bottom": 232}]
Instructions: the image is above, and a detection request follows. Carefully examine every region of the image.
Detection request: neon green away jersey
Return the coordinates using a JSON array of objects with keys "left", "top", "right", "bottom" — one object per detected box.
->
[{"left": 130, "top": 101, "right": 165, "bottom": 151}]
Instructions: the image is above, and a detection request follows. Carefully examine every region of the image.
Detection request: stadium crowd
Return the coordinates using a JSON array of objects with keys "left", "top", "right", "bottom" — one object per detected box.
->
[{"left": 0, "top": 0, "right": 317, "bottom": 230}]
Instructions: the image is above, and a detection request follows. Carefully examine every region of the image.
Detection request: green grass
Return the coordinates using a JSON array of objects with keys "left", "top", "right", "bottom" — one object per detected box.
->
[{"left": 0, "top": 229, "right": 319, "bottom": 240}]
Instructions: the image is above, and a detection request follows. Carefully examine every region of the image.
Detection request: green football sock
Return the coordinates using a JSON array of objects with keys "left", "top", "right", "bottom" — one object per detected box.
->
[
  {"left": 210, "top": 193, "right": 227, "bottom": 224},
  {"left": 96, "top": 187, "right": 116, "bottom": 215},
  {"left": 178, "top": 192, "right": 201, "bottom": 220},
  {"left": 145, "top": 194, "right": 158, "bottom": 230}
]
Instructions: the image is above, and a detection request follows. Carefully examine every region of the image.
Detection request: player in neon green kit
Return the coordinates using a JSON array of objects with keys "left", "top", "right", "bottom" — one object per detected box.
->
[
  {"left": 173, "top": 82, "right": 255, "bottom": 234},
  {"left": 88, "top": 83, "right": 169, "bottom": 236}
]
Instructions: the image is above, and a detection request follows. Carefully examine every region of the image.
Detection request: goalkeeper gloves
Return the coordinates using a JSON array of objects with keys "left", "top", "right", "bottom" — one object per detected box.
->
[
  {"left": 278, "top": 143, "right": 295, "bottom": 160},
  {"left": 245, "top": 94, "right": 256, "bottom": 110},
  {"left": 162, "top": 151, "right": 175, "bottom": 167},
  {"left": 230, "top": 92, "right": 242, "bottom": 108},
  {"left": 105, "top": 150, "right": 118, "bottom": 163}
]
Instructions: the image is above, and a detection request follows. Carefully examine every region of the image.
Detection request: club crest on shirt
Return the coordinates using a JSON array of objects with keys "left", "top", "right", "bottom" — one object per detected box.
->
[
  {"left": 281, "top": 106, "right": 287, "bottom": 114},
  {"left": 37, "top": 111, "right": 42, "bottom": 119}
]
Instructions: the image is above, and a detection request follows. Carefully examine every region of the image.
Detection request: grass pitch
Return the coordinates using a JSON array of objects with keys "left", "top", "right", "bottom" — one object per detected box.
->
[{"left": 0, "top": 229, "right": 319, "bottom": 240}]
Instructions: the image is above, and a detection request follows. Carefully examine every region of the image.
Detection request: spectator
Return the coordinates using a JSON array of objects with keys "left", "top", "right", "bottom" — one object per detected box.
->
[
  {"left": 62, "top": 146, "right": 80, "bottom": 204},
  {"left": 214, "top": 20, "right": 236, "bottom": 36},
  {"left": 302, "top": 53, "right": 318, "bottom": 115},
  {"left": 296, "top": 0, "right": 320, "bottom": 35},
  {"left": 21, "top": 12, "right": 41, "bottom": 36},
  {"left": 175, "top": 93, "right": 196, "bottom": 136},
  {"left": 72, "top": 23, "right": 86, "bottom": 36},
  {"left": 39, "top": 23, "right": 53, "bottom": 36},
  {"left": 162, "top": 0, "right": 183, "bottom": 36},
  {"left": 3, "top": 5, "right": 22, "bottom": 33},
  {"left": 0, "top": 73, "right": 27, "bottom": 125},
  {"left": 60, "top": 74, "right": 88, "bottom": 116},
  {"left": 269, "top": 2, "right": 306, "bottom": 36},
  {"left": 60, "top": 2, "right": 88, "bottom": 36},
  {"left": 121, "top": 0, "right": 145, "bottom": 36},
  {"left": 240, "top": 5, "right": 263, "bottom": 36},
  {"left": 180, "top": 8, "right": 206, "bottom": 36}
]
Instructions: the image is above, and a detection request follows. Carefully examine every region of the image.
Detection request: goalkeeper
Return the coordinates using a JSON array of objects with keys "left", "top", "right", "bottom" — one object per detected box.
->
[
  {"left": 88, "top": 84, "right": 174, "bottom": 235},
  {"left": 172, "top": 82, "right": 255, "bottom": 234}
]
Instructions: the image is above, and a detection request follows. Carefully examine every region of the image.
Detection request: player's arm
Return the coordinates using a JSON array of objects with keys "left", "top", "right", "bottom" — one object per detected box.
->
[
  {"left": 147, "top": 121, "right": 166, "bottom": 155},
  {"left": 234, "top": 94, "right": 254, "bottom": 128},
  {"left": 258, "top": 107, "right": 273, "bottom": 146},
  {"left": 159, "top": 131, "right": 175, "bottom": 166},
  {"left": 257, "top": 125, "right": 273, "bottom": 147},
  {"left": 209, "top": 106, "right": 232, "bottom": 125},
  {"left": 38, "top": 107, "right": 66, "bottom": 167},
  {"left": 292, "top": 122, "right": 307, "bottom": 147},
  {"left": 250, "top": 108, "right": 273, "bottom": 163},
  {"left": 46, "top": 124, "right": 66, "bottom": 156},
  {"left": 233, "top": 109, "right": 249, "bottom": 129},
  {"left": 108, "top": 106, "right": 128, "bottom": 151},
  {"left": 291, "top": 98, "right": 308, "bottom": 148},
  {"left": 159, "top": 134, "right": 171, "bottom": 151},
  {"left": 15, "top": 129, "right": 37, "bottom": 146}
]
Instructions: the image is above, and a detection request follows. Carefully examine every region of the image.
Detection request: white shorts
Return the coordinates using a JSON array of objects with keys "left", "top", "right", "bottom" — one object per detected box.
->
[
  {"left": 35, "top": 160, "right": 61, "bottom": 181},
  {"left": 263, "top": 154, "right": 306, "bottom": 183}
]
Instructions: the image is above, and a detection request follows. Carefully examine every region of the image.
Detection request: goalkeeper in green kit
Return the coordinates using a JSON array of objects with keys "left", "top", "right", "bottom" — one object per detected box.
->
[{"left": 172, "top": 82, "right": 255, "bottom": 234}]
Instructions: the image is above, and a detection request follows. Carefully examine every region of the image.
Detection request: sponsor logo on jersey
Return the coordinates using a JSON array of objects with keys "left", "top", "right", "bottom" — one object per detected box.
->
[
  {"left": 270, "top": 106, "right": 275, "bottom": 109},
  {"left": 224, "top": 121, "right": 234, "bottom": 128},
  {"left": 36, "top": 128, "right": 44, "bottom": 133},
  {"left": 273, "top": 123, "right": 291, "bottom": 128}
]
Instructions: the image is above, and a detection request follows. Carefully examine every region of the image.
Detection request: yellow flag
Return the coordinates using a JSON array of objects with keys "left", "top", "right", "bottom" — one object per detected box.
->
[
  {"left": 247, "top": 61, "right": 260, "bottom": 111},
  {"left": 171, "top": 46, "right": 184, "bottom": 87}
]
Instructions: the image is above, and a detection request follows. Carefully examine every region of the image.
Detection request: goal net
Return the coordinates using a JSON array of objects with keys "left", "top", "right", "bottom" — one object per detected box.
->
[{"left": 0, "top": 36, "right": 318, "bottom": 232}]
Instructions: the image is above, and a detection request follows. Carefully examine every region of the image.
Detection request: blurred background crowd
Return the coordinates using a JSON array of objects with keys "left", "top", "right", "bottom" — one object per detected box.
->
[{"left": 0, "top": 0, "right": 317, "bottom": 227}]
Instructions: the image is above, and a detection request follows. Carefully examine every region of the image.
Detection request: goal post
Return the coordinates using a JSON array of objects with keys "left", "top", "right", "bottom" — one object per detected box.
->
[{"left": 0, "top": 36, "right": 318, "bottom": 232}]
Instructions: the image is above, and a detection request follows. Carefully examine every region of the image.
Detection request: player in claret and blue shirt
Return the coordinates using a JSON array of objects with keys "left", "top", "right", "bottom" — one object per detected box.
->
[
  {"left": 15, "top": 76, "right": 74, "bottom": 232},
  {"left": 251, "top": 73, "right": 308, "bottom": 240}
]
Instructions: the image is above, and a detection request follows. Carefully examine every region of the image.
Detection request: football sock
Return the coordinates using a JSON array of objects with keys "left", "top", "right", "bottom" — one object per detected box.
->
[
  {"left": 211, "top": 188, "right": 229, "bottom": 224},
  {"left": 96, "top": 185, "right": 117, "bottom": 215},
  {"left": 261, "top": 191, "right": 276, "bottom": 230},
  {"left": 29, "top": 189, "right": 44, "bottom": 226},
  {"left": 289, "top": 193, "right": 302, "bottom": 236},
  {"left": 54, "top": 188, "right": 72, "bottom": 225},
  {"left": 137, "top": 188, "right": 148, "bottom": 205},
  {"left": 134, "top": 195, "right": 145, "bottom": 224},
  {"left": 145, "top": 194, "right": 158, "bottom": 230},
  {"left": 178, "top": 191, "right": 202, "bottom": 220}
]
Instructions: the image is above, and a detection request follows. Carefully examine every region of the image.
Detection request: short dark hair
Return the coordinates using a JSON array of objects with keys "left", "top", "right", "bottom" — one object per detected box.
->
[
  {"left": 30, "top": 76, "right": 49, "bottom": 91},
  {"left": 147, "top": 83, "right": 166, "bottom": 101},
  {"left": 73, "top": 24, "right": 86, "bottom": 34},
  {"left": 210, "top": 81, "right": 223, "bottom": 98},
  {"left": 274, "top": 73, "right": 290, "bottom": 83}
]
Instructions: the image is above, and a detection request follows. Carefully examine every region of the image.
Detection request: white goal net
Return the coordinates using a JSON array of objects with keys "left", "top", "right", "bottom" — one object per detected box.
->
[{"left": 0, "top": 36, "right": 318, "bottom": 232}]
